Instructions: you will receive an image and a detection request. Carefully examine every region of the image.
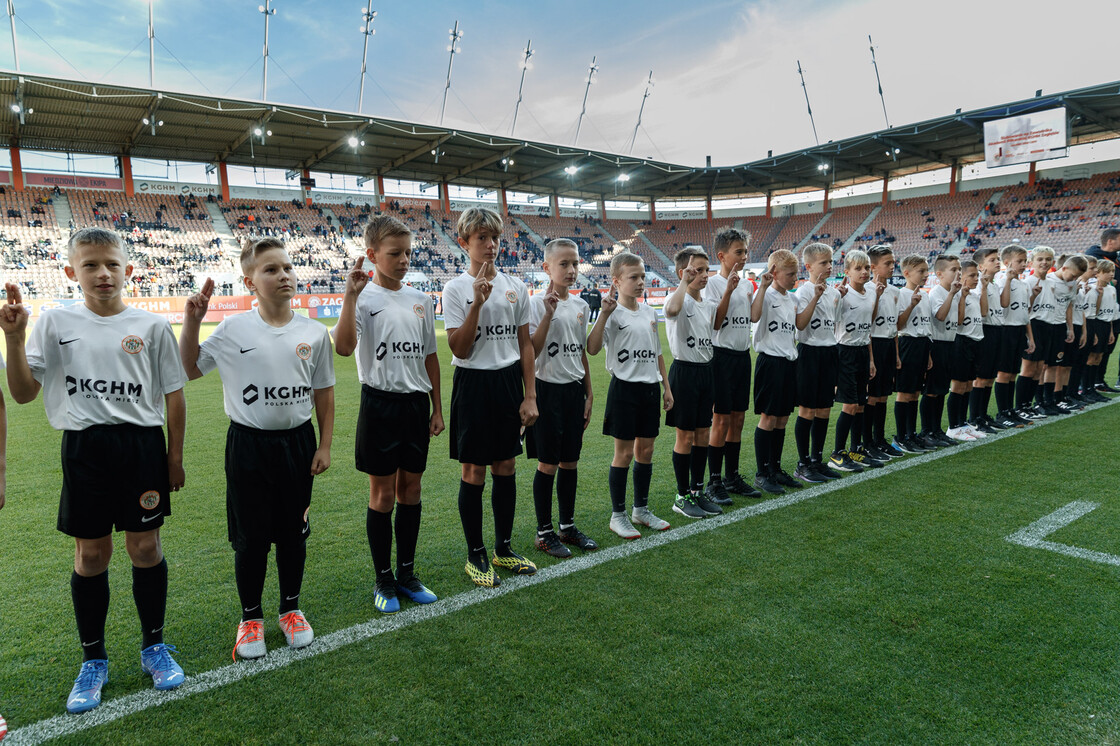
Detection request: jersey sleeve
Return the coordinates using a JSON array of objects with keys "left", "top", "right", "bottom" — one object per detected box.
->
[
  {"left": 516, "top": 282, "right": 531, "bottom": 327},
  {"left": 155, "top": 320, "right": 187, "bottom": 394},
  {"left": 23, "top": 310, "right": 50, "bottom": 383},
  {"left": 701, "top": 278, "right": 720, "bottom": 305},
  {"left": 195, "top": 317, "right": 228, "bottom": 376},
  {"left": 601, "top": 311, "right": 617, "bottom": 351},
  {"left": 443, "top": 280, "right": 466, "bottom": 330},
  {"left": 794, "top": 285, "right": 811, "bottom": 313},
  {"left": 423, "top": 300, "right": 437, "bottom": 355},
  {"left": 528, "top": 294, "right": 544, "bottom": 336},
  {"left": 651, "top": 308, "right": 663, "bottom": 355},
  {"left": 310, "top": 324, "right": 336, "bottom": 390}
]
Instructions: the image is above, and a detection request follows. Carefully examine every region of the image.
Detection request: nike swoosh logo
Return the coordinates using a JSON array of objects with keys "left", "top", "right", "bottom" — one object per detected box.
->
[
  {"left": 617, "top": 324, "right": 629, "bottom": 330},
  {"left": 369, "top": 309, "right": 384, "bottom": 317},
  {"left": 141, "top": 512, "right": 162, "bottom": 523},
  {"left": 685, "top": 313, "right": 694, "bottom": 318},
  {"left": 239, "top": 347, "right": 255, "bottom": 354},
  {"left": 771, "top": 304, "right": 780, "bottom": 309},
  {"left": 285, "top": 595, "right": 299, "bottom": 601},
  {"left": 59, "top": 338, "right": 79, "bottom": 345},
  {"left": 81, "top": 640, "right": 102, "bottom": 647},
  {"left": 164, "top": 672, "right": 183, "bottom": 681},
  {"left": 466, "top": 300, "right": 473, "bottom": 305}
]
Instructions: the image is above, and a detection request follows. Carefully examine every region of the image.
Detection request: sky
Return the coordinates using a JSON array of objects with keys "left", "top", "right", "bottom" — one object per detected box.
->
[{"left": 7, "top": 0, "right": 1120, "bottom": 168}]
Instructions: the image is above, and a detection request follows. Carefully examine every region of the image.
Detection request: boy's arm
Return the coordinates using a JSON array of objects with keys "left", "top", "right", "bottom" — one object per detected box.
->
[
  {"left": 978, "top": 283, "right": 989, "bottom": 317},
  {"left": 1025, "top": 322, "right": 1036, "bottom": 354},
  {"left": 1, "top": 283, "right": 40, "bottom": 403},
  {"left": 446, "top": 264, "right": 491, "bottom": 359},
  {"left": 424, "top": 352, "right": 445, "bottom": 436},
  {"left": 0, "top": 389, "right": 6, "bottom": 510},
  {"left": 897, "top": 289, "right": 919, "bottom": 330},
  {"left": 750, "top": 273, "right": 773, "bottom": 322},
  {"left": 1000, "top": 273, "right": 1012, "bottom": 308},
  {"left": 957, "top": 290, "right": 968, "bottom": 325},
  {"left": 934, "top": 287, "right": 958, "bottom": 322},
  {"left": 658, "top": 354, "right": 673, "bottom": 411},
  {"left": 581, "top": 350, "right": 593, "bottom": 430},
  {"left": 311, "top": 386, "right": 334, "bottom": 475},
  {"left": 179, "top": 277, "right": 213, "bottom": 379},
  {"left": 586, "top": 286, "right": 616, "bottom": 355},
  {"left": 165, "top": 389, "right": 186, "bottom": 491},
  {"left": 518, "top": 324, "right": 538, "bottom": 426},
  {"left": 713, "top": 271, "right": 741, "bottom": 330},
  {"left": 1066, "top": 303, "right": 1074, "bottom": 342},
  {"left": 333, "top": 258, "right": 368, "bottom": 357},
  {"left": 665, "top": 267, "right": 698, "bottom": 319},
  {"left": 530, "top": 290, "right": 555, "bottom": 356},
  {"left": 795, "top": 285, "right": 824, "bottom": 330}
]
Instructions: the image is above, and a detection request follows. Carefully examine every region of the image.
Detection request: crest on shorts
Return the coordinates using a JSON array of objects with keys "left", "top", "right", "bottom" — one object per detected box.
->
[
  {"left": 121, "top": 335, "right": 144, "bottom": 354},
  {"left": 296, "top": 342, "right": 312, "bottom": 360},
  {"left": 506, "top": 290, "right": 517, "bottom": 303},
  {"left": 139, "top": 490, "right": 160, "bottom": 510},
  {"left": 413, "top": 303, "right": 425, "bottom": 318}
]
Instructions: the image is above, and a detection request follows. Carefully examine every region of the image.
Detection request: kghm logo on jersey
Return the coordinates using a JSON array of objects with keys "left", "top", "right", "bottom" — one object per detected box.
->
[
  {"left": 243, "top": 384, "right": 259, "bottom": 405},
  {"left": 296, "top": 342, "right": 312, "bottom": 360},
  {"left": 121, "top": 335, "right": 144, "bottom": 354},
  {"left": 139, "top": 490, "right": 160, "bottom": 510},
  {"left": 413, "top": 303, "right": 425, "bottom": 318},
  {"left": 548, "top": 341, "right": 560, "bottom": 357},
  {"left": 506, "top": 290, "right": 517, "bottom": 303},
  {"left": 375, "top": 342, "right": 388, "bottom": 360}
]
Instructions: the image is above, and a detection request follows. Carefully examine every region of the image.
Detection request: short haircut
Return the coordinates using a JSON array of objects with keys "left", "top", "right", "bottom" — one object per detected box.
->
[
  {"left": 610, "top": 251, "right": 644, "bottom": 277},
  {"left": 456, "top": 206, "right": 503, "bottom": 240},
  {"left": 960, "top": 259, "right": 978, "bottom": 271},
  {"left": 867, "top": 244, "right": 894, "bottom": 263},
  {"left": 240, "top": 236, "right": 286, "bottom": 275},
  {"left": 544, "top": 238, "right": 579, "bottom": 259},
  {"left": 713, "top": 227, "right": 750, "bottom": 254},
  {"left": 933, "top": 254, "right": 960, "bottom": 273},
  {"left": 1097, "top": 258, "right": 1116, "bottom": 273},
  {"left": 674, "top": 246, "right": 709, "bottom": 271},
  {"left": 999, "top": 244, "right": 1027, "bottom": 262},
  {"left": 973, "top": 247, "right": 998, "bottom": 264},
  {"left": 844, "top": 249, "right": 870, "bottom": 270},
  {"left": 767, "top": 249, "right": 798, "bottom": 272},
  {"left": 900, "top": 255, "right": 928, "bottom": 272},
  {"left": 1030, "top": 246, "right": 1055, "bottom": 260},
  {"left": 1085, "top": 255, "right": 1098, "bottom": 266},
  {"left": 801, "top": 242, "right": 832, "bottom": 265},
  {"left": 68, "top": 226, "right": 125, "bottom": 261},
  {"left": 1101, "top": 227, "right": 1120, "bottom": 246},
  {"left": 1062, "top": 254, "right": 1089, "bottom": 273},
  {"left": 363, "top": 214, "right": 411, "bottom": 248}
]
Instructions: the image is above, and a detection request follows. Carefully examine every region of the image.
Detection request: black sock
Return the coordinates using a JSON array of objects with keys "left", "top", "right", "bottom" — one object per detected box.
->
[
  {"left": 982, "top": 386, "right": 993, "bottom": 415},
  {"left": 708, "top": 444, "right": 724, "bottom": 479},
  {"left": 394, "top": 502, "right": 421, "bottom": 580},
  {"left": 862, "top": 404, "right": 876, "bottom": 445},
  {"left": 532, "top": 469, "right": 556, "bottom": 533},
  {"left": 794, "top": 416, "right": 812, "bottom": 462},
  {"left": 947, "top": 391, "right": 964, "bottom": 428},
  {"left": 919, "top": 396, "right": 935, "bottom": 433},
  {"left": 132, "top": 559, "right": 168, "bottom": 649},
  {"left": 672, "top": 450, "right": 690, "bottom": 495},
  {"left": 725, "top": 440, "right": 741, "bottom": 476},
  {"left": 367, "top": 506, "right": 394, "bottom": 584},
  {"left": 875, "top": 401, "right": 888, "bottom": 442},
  {"left": 994, "top": 381, "right": 1012, "bottom": 413},
  {"left": 770, "top": 429, "right": 786, "bottom": 473},
  {"left": 851, "top": 412, "right": 864, "bottom": 450},
  {"left": 894, "top": 402, "right": 906, "bottom": 438},
  {"left": 491, "top": 474, "right": 517, "bottom": 557},
  {"left": 811, "top": 417, "right": 829, "bottom": 462},
  {"left": 458, "top": 480, "right": 486, "bottom": 564},
  {"left": 908, "top": 401, "right": 920, "bottom": 436},
  {"left": 1082, "top": 364, "right": 1098, "bottom": 393},
  {"left": 968, "top": 388, "right": 983, "bottom": 420},
  {"left": 1070, "top": 364, "right": 1084, "bottom": 393},
  {"left": 1016, "top": 377, "right": 1033, "bottom": 410},
  {"left": 609, "top": 465, "right": 628, "bottom": 512},
  {"left": 234, "top": 549, "right": 268, "bottom": 621},
  {"left": 690, "top": 445, "right": 707, "bottom": 491},
  {"left": 556, "top": 468, "right": 577, "bottom": 528},
  {"left": 835, "top": 411, "right": 853, "bottom": 452},
  {"left": 935, "top": 395, "right": 946, "bottom": 432},
  {"left": 1101, "top": 350, "right": 1112, "bottom": 382},
  {"left": 753, "top": 427, "right": 769, "bottom": 474},
  {"left": 633, "top": 462, "right": 652, "bottom": 508},
  {"left": 276, "top": 542, "right": 307, "bottom": 615},
  {"left": 72, "top": 570, "right": 110, "bottom": 661},
  {"left": 1043, "top": 381, "right": 1056, "bottom": 405}
]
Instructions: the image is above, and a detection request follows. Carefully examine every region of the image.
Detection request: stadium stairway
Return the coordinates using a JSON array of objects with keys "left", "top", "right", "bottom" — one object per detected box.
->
[
  {"left": 947, "top": 190, "right": 1004, "bottom": 255},
  {"left": 753, "top": 215, "right": 789, "bottom": 258},
  {"left": 838, "top": 205, "right": 882, "bottom": 252},
  {"left": 318, "top": 207, "right": 361, "bottom": 257},
  {"left": 794, "top": 212, "right": 832, "bottom": 254},
  {"left": 630, "top": 224, "right": 675, "bottom": 273},
  {"left": 511, "top": 216, "right": 594, "bottom": 285},
  {"left": 205, "top": 200, "right": 241, "bottom": 261},
  {"left": 426, "top": 215, "right": 469, "bottom": 264},
  {"left": 51, "top": 193, "right": 73, "bottom": 237}
]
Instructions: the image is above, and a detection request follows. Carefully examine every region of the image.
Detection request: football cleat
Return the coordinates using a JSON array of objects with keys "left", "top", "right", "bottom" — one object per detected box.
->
[
  {"left": 849, "top": 449, "right": 884, "bottom": 469},
  {"left": 811, "top": 459, "right": 842, "bottom": 480},
  {"left": 232, "top": 619, "right": 266, "bottom": 661},
  {"left": 690, "top": 490, "right": 723, "bottom": 516},
  {"left": 609, "top": 511, "right": 642, "bottom": 539},
  {"left": 535, "top": 530, "right": 573, "bottom": 558},
  {"left": 892, "top": 436, "right": 923, "bottom": 454},
  {"left": 672, "top": 494, "right": 708, "bottom": 519},
  {"left": 877, "top": 440, "right": 906, "bottom": 459},
  {"left": 557, "top": 524, "right": 599, "bottom": 551},
  {"left": 631, "top": 506, "right": 670, "bottom": 531},
  {"left": 794, "top": 461, "right": 825, "bottom": 484},
  {"left": 722, "top": 472, "right": 761, "bottom": 497},
  {"left": 66, "top": 659, "right": 109, "bottom": 714},
  {"left": 278, "top": 610, "right": 314, "bottom": 648},
  {"left": 829, "top": 450, "right": 864, "bottom": 473},
  {"left": 753, "top": 472, "right": 785, "bottom": 494},
  {"left": 397, "top": 575, "right": 438, "bottom": 604},
  {"left": 464, "top": 557, "right": 500, "bottom": 587},
  {"left": 491, "top": 551, "right": 537, "bottom": 575},
  {"left": 772, "top": 469, "right": 803, "bottom": 488},
  {"left": 140, "top": 643, "right": 185, "bottom": 690},
  {"left": 705, "top": 477, "right": 734, "bottom": 506},
  {"left": 374, "top": 582, "right": 400, "bottom": 614}
]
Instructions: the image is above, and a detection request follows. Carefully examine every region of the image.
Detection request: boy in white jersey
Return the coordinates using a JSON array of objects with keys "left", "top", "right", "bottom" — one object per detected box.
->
[
  {"left": 992, "top": 245, "right": 1035, "bottom": 426},
  {"left": 2, "top": 227, "right": 186, "bottom": 713},
  {"left": 587, "top": 252, "right": 673, "bottom": 539},
  {"left": 923, "top": 254, "right": 962, "bottom": 446},
  {"left": 749, "top": 250, "right": 800, "bottom": 495},
  {"left": 701, "top": 228, "right": 760, "bottom": 500},
  {"left": 893, "top": 255, "right": 938, "bottom": 453},
  {"left": 333, "top": 216, "right": 442, "bottom": 613},
  {"left": 792, "top": 243, "right": 842, "bottom": 482},
  {"left": 1020, "top": 247, "right": 1061, "bottom": 416},
  {"left": 1060, "top": 255, "right": 1094, "bottom": 408},
  {"left": 1084, "top": 258, "right": 1117, "bottom": 400},
  {"left": 445, "top": 207, "right": 538, "bottom": 587},
  {"left": 829, "top": 250, "right": 885, "bottom": 471},
  {"left": 866, "top": 245, "right": 903, "bottom": 457},
  {"left": 181, "top": 237, "right": 334, "bottom": 657},
  {"left": 664, "top": 248, "right": 725, "bottom": 519},
  {"left": 1026, "top": 253, "right": 1085, "bottom": 416},
  {"left": 945, "top": 260, "right": 986, "bottom": 441},
  {"left": 525, "top": 239, "right": 597, "bottom": 557},
  {"left": 968, "top": 248, "right": 1006, "bottom": 432}
]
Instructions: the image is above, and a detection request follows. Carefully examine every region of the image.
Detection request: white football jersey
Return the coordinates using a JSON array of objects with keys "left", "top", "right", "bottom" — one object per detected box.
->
[
  {"left": 794, "top": 283, "right": 840, "bottom": 347},
  {"left": 836, "top": 286, "right": 875, "bottom": 346},
  {"left": 928, "top": 284, "right": 958, "bottom": 341},
  {"left": 26, "top": 304, "right": 186, "bottom": 431},
  {"left": 897, "top": 287, "right": 932, "bottom": 338},
  {"left": 340, "top": 282, "right": 438, "bottom": 394},
  {"left": 529, "top": 293, "right": 590, "bottom": 384},
  {"left": 703, "top": 272, "right": 753, "bottom": 352},
  {"left": 751, "top": 286, "right": 798, "bottom": 361},
  {"left": 665, "top": 294, "right": 715, "bottom": 363},
  {"left": 198, "top": 310, "right": 335, "bottom": 430},
  {"left": 443, "top": 270, "right": 530, "bottom": 370},
  {"left": 601, "top": 303, "right": 662, "bottom": 383},
  {"left": 977, "top": 281, "right": 1003, "bottom": 327},
  {"left": 994, "top": 272, "right": 1030, "bottom": 326},
  {"left": 1073, "top": 285, "right": 1091, "bottom": 326},
  {"left": 958, "top": 289, "right": 984, "bottom": 341},
  {"left": 1088, "top": 284, "right": 1118, "bottom": 322},
  {"left": 871, "top": 284, "right": 899, "bottom": 339}
]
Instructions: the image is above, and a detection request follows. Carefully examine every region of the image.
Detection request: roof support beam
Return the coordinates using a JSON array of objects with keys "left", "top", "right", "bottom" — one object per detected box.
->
[
  {"left": 219, "top": 107, "right": 275, "bottom": 160},
  {"left": 874, "top": 134, "right": 950, "bottom": 167},
  {"left": 377, "top": 132, "right": 455, "bottom": 174},
  {"left": 297, "top": 122, "right": 373, "bottom": 170},
  {"left": 1063, "top": 98, "right": 1120, "bottom": 137},
  {"left": 451, "top": 144, "right": 523, "bottom": 180},
  {"left": 123, "top": 93, "right": 162, "bottom": 154}
]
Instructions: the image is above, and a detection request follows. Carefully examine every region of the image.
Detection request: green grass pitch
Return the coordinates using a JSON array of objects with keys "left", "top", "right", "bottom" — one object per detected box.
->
[{"left": 3, "top": 318, "right": 1120, "bottom": 744}]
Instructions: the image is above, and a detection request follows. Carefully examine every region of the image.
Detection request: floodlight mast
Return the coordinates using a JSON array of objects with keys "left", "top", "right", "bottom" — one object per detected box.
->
[
  {"left": 510, "top": 39, "right": 533, "bottom": 136},
  {"left": 259, "top": 0, "right": 277, "bottom": 100},
  {"left": 868, "top": 34, "right": 890, "bottom": 128},
  {"left": 148, "top": 0, "right": 154, "bottom": 87},
  {"left": 7, "top": 0, "right": 19, "bottom": 71},
  {"left": 797, "top": 60, "right": 819, "bottom": 146},
  {"left": 627, "top": 70, "right": 654, "bottom": 155},
  {"left": 438, "top": 20, "right": 463, "bottom": 126},
  {"left": 357, "top": 2, "right": 376, "bottom": 112},
  {"left": 573, "top": 55, "right": 598, "bottom": 145}
]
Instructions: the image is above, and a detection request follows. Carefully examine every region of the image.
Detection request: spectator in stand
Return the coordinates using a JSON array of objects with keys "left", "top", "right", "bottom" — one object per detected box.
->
[{"left": 1086, "top": 227, "right": 1120, "bottom": 265}]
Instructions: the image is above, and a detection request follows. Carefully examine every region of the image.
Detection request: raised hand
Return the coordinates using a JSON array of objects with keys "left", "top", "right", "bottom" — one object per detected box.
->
[
  {"left": 0, "top": 282, "right": 29, "bottom": 335},
  {"left": 726, "top": 261, "right": 744, "bottom": 292},
  {"left": 909, "top": 289, "right": 922, "bottom": 307},
  {"left": 875, "top": 279, "right": 887, "bottom": 298},
  {"left": 472, "top": 261, "right": 493, "bottom": 305},
  {"left": 838, "top": 276, "right": 849, "bottom": 298},
  {"left": 184, "top": 277, "right": 214, "bottom": 322},
  {"left": 542, "top": 281, "right": 559, "bottom": 315},
  {"left": 950, "top": 278, "right": 963, "bottom": 295},
  {"left": 601, "top": 284, "right": 618, "bottom": 315},
  {"left": 814, "top": 280, "right": 826, "bottom": 299},
  {"left": 1030, "top": 283, "right": 1043, "bottom": 302},
  {"left": 681, "top": 264, "right": 701, "bottom": 287},
  {"left": 760, "top": 271, "right": 774, "bottom": 290},
  {"left": 345, "top": 257, "right": 369, "bottom": 296}
]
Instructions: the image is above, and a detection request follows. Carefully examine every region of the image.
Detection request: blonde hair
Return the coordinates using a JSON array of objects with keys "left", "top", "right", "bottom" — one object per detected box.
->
[
  {"left": 900, "top": 255, "right": 928, "bottom": 272},
  {"left": 1030, "top": 246, "right": 1055, "bottom": 260},
  {"left": 610, "top": 251, "right": 644, "bottom": 277},
  {"left": 240, "top": 236, "right": 286, "bottom": 275},
  {"left": 544, "top": 238, "right": 579, "bottom": 260},
  {"left": 68, "top": 226, "right": 126, "bottom": 261},
  {"left": 801, "top": 242, "right": 832, "bottom": 265},
  {"left": 767, "top": 249, "right": 798, "bottom": 272},
  {"left": 456, "top": 206, "right": 503, "bottom": 241},
  {"left": 1062, "top": 254, "right": 1089, "bottom": 274},
  {"left": 1097, "top": 258, "right": 1115, "bottom": 274},
  {"left": 364, "top": 214, "right": 412, "bottom": 249},
  {"left": 999, "top": 244, "right": 1027, "bottom": 263},
  {"left": 844, "top": 249, "right": 870, "bottom": 270}
]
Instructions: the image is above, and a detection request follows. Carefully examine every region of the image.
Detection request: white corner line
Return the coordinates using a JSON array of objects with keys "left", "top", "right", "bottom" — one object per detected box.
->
[
  {"left": 1006, "top": 499, "right": 1120, "bottom": 567},
  {"left": 9, "top": 397, "right": 1120, "bottom": 745}
]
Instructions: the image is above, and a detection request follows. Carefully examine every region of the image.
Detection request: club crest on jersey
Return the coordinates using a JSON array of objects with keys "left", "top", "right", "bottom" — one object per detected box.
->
[
  {"left": 296, "top": 342, "right": 312, "bottom": 360},
  {"left": 121, "top": 335, "right": 144, "bottom": 354},
  {"left": 506, "top": 290, "right": 518, "bottom": 304},
  {"left": 413, "top": 303, "right": 425, "bottom": 318},
  {"left": 577, "top": 312, "right": 584, "bottom": 324},
  {"left": 139, "top": 490, "right": 160, "bottom": 510}
]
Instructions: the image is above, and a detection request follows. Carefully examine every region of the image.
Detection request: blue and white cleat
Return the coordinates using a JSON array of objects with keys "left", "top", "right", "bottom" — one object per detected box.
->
[
  {"left": 374, "top": 582, "right": 401, "bottom": 614},
  {"left": 67, "top": 659, "right": 109, "bottom": 713},
  {"left": 397, "top": 575, "right": 438, "bottom": 604},
  {"left": 140, "top": 643, "right": 185, "bottom": 690}
]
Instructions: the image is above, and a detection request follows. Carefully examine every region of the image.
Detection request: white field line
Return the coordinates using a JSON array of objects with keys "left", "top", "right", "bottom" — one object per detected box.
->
[
  {"left": 1006, "top": 500, "right": 1120, "bottom": 566},
  {"left": 9, "top": 397, "right": 1120, "bottom": 745}
]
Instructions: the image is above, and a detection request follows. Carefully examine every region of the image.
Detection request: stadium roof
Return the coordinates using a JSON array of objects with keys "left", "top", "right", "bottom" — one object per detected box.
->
[{"left": 1, "top": 70, "right": 1119, "bottom": 202}]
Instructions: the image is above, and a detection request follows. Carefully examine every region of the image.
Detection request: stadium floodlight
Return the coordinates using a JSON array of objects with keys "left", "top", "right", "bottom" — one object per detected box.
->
[
  {"left": 617, "top": 173, "right": 630, "bottom": 182},
  {"left": 626, "top": 71, "right": 654, "bottom": 155},
  {"left": 254, "top": 127, "right": 263, "bottom": 136},
  {"left": 438, "top": 21, "right": 464, "bottom": 126},
  {"left": 817, "top": 163, "right": 829, "bottom": 172},
  {"left": 356, "top": 2, "right": 376, "bottom": 112},
  {"left": 348, "top": 136, "right": 359, "bottom": 147},
  {"left": 564, "top": 165, "right": 579, "bottom": 176},
  {"left": 259, "top": 1, "right": 277, "bottom": 100},
  {"left": 573, "top": 56, "right": 599, "bottom": 145},
  {"left": 510, "top": 39, "right": 534, "bottom": 136},
  {"left": 10, "top": 103, "right": 18, "bottom": 113}
]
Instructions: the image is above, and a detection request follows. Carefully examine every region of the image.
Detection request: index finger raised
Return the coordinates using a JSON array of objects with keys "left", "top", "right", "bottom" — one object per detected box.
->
[
  {"left": 201, "top": 277, "right": 215, "bottom": 296},
  {"left": 353, "top": 256, "right": 365, "bottom": 271},
  {"left": 5, "top": 282, "right": 22, "bottom": 305}
]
